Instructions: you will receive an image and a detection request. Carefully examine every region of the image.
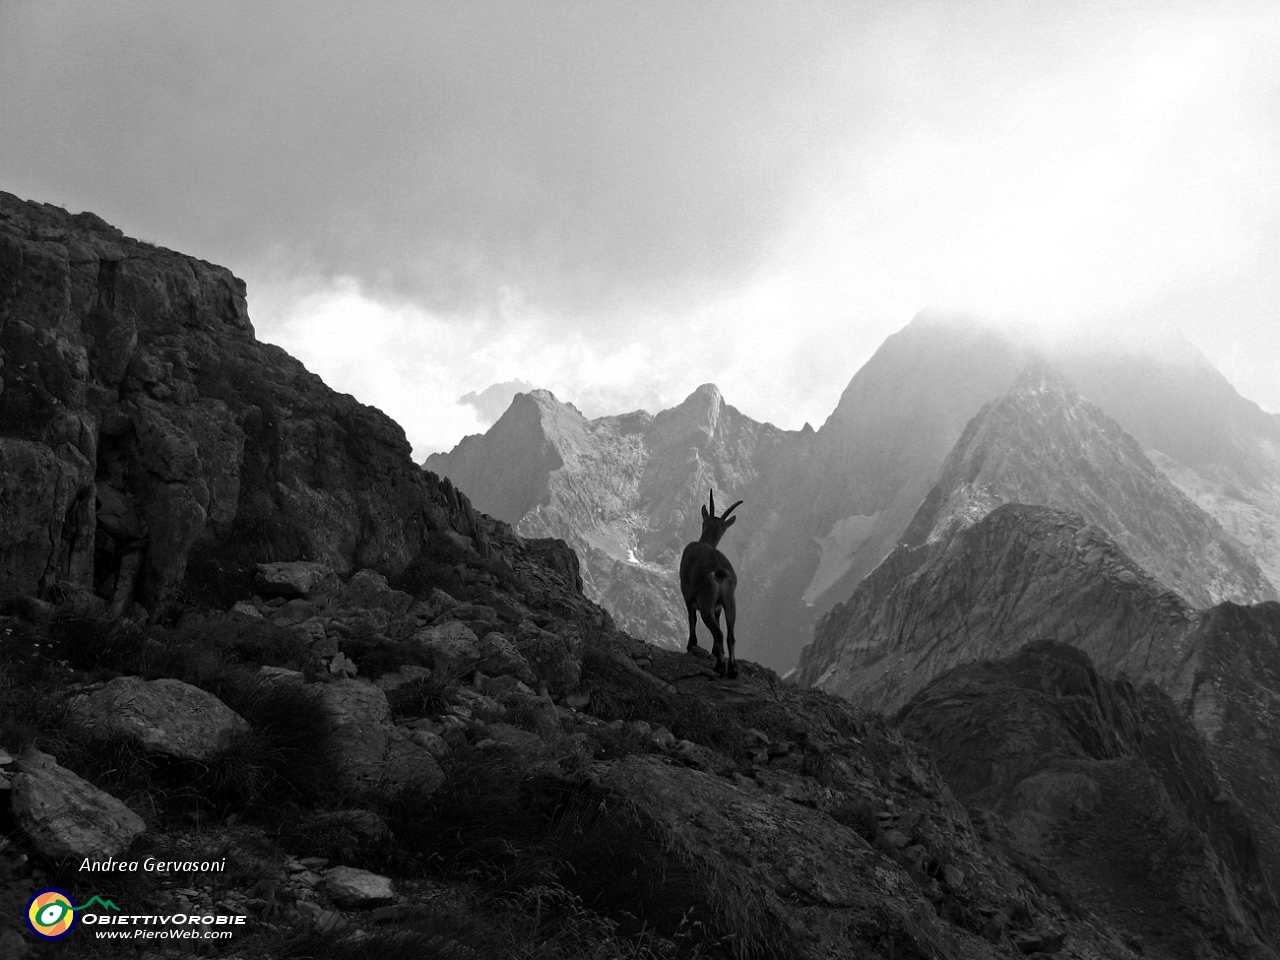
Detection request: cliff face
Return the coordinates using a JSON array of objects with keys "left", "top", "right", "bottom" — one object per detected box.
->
[{"left": 0, "top": 191, "right": 485, "bottom": 620}]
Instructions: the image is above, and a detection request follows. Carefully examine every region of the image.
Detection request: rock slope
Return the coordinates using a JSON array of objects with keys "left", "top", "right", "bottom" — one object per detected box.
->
[
  {"left": 797, "top": 504, "right": 1200, "bottom": 711},
  {"left": 797, "top": 501, "right": 1280, "bottom": 916},
  {"left": 897, "top": 641, "right": 1278, "bottom": 957}
]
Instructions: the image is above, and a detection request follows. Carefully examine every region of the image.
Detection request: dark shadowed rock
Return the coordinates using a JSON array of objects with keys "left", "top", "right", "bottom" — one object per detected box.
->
[
  {"left": 308, "top": 679, "right": 444, "bottom": 794},
  {"left": 67, "top": 675, "right": 250, "bottom": 760},
  {"left": 897, "top": 642, "right": 1277, "bottom": 957},
  {"left": 10, "top": 748, "right": 146, "bottom": 859},
  {"left": 254, "top": 561, "right": 339, "bottom": 599}
]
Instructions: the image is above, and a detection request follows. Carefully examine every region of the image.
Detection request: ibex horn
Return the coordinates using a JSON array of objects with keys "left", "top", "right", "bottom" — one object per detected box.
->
[{"left": 722, "top": 500, "right": 743, "bottom": 519}]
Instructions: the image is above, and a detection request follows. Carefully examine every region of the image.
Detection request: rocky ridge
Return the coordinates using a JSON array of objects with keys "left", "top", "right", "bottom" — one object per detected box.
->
[
  {"left": 796, "top": 504, "right": 1200, "bottom": 710},
  {"left": 796, "top": 501, "right": 1280, "bottom": 921}
]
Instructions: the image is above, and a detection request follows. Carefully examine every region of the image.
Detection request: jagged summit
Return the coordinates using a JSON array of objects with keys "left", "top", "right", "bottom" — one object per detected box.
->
[
  {"left": 652, "top": 382, "right": 725, "bottom": 446},
  {"left": 428, "top": 380, "right": 806, "bottom": 663},
  {"left": 899, "top": 360, "right": 1275, "bottom": 607}
]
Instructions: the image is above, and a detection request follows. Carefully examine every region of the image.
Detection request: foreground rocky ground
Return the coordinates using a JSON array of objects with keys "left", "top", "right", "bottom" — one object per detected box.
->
[{"left": 4, "top": 522, "right": 1277, "bottom": 958}]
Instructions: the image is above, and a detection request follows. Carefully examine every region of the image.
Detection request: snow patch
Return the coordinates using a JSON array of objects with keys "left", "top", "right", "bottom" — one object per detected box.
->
[{"left": 804, "top": 512, "right": 885, "bottom": 605}]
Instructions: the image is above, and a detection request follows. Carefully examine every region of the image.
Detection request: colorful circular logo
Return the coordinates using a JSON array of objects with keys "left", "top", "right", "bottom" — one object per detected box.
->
[{"left": 26, "top": 888, "right": 77, "bottom": 940}]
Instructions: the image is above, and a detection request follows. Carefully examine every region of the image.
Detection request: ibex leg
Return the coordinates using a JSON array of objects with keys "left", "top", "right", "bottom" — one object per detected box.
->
[
  {"left": 722, "top": 595, "right": 738, "bottom": 679},
  {"left": 698, "top": 605, "right": 726, "bottom": 676},
  {"left": 685, "top": 598, "right": 700, "bottom": 652}
]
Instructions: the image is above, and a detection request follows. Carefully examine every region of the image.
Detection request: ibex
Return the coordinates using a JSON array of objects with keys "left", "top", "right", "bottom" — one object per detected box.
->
[{"left": 680, "top": 489, "right": 742, "bottom": 678}]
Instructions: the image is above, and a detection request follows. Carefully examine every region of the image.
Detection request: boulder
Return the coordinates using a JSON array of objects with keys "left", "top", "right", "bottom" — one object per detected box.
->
[
  {"left": 323, "top": 865, "right": 395, "bottom": 907},
  {"left": 515, "top": 620, "right": 582, "bottom": 696},
  {"left": 477, "top": 631, "right": 537, "bottom": 684},
  {"left": 412, "top": 620, "right": 480, "bottom": 672},
  {"left": 10, "top": 748, "right": 146, "bottom": 859},
  {"left": 67, "top": 676, "right": 250, "bottom": 760},
  {"left": 308, "top": 680, "right": 444, "bottom": 794},
  {"left": 333, "top": 569, "right": 417, "bottom": 627},
  {"left": 255, "top": 561, "right": 337, "bottom": 599}
]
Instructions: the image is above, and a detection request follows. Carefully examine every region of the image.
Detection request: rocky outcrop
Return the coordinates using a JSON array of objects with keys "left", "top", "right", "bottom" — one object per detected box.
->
[
  {"left": 307, "top": 680, "right": 444, "bottom": 794},
  {"left": 0, "top": 190, "right": 492, "bottom": 621}
]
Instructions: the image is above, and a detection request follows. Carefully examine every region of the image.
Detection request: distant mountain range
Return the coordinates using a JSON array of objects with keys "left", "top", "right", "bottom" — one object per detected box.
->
[{"left": 425, "top": 310, "right": 1280, "bottom": 673}]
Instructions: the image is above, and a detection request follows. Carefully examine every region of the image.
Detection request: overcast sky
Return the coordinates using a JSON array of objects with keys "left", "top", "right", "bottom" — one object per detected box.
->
[{"left": 3, "top": 1, "right": 1278, "bottom": 457}]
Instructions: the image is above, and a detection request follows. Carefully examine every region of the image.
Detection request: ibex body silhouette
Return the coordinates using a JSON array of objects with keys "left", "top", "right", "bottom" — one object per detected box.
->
[{"left": 680, "top": 489, "right": 742, "bottom": 678}]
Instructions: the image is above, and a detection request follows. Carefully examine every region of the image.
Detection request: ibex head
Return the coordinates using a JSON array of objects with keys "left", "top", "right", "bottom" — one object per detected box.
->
[{"left": 697, "top": 489, "right": 743, "bottom": 548}]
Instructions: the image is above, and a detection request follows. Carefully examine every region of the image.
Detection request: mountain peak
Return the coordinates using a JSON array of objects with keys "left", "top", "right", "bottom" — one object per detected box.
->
[
  {"left": 685, "top": 382, "right": 723, "bottom": 406},
  {"left": 653, "top": 383, "right": 724, "bottom": 443},
  {"left": 1009, "top": 359, "right": 1069, "bottom": 393},
  {"left": 898, "top": 361, "right": 1275, "bottom": 607}
]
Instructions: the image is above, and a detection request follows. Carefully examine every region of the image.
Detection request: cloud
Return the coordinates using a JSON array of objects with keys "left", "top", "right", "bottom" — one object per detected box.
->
[
  {"left": 458, "top": 380, "right": 537, "bottom": 426},
  {"left": 0, "top": 2, "right": 873, "bottom": 330},
  {"left": 3, "top": 0, "right": 1279, "bottom": 443}
]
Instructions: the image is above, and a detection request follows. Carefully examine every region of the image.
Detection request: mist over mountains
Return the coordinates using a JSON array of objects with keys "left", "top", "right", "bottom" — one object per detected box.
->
[{"left": 427, "top": 310, "right": 1280, "bottom": 673}]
